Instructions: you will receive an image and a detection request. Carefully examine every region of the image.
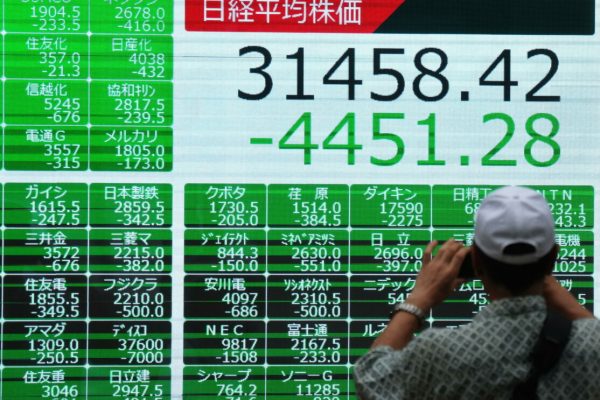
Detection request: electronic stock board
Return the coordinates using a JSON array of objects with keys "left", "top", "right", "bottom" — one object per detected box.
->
[{"left": 0, "top": 0, "right": 597, "bottom": 398}]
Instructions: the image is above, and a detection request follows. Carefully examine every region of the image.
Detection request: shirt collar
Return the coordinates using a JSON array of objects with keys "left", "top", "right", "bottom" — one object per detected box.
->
[{"left": 474, "top": 295, "right": 546, "bottom": 320}]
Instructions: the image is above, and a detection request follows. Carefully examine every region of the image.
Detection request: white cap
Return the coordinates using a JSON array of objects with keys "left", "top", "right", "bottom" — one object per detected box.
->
[{"left": 474, "top": 186, "right": 555, "bottom": 265}]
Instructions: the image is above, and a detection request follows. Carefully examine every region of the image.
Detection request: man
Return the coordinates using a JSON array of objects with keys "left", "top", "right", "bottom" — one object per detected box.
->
[{"left": 354, "top": 186, "right": 600, "bottom": 399}]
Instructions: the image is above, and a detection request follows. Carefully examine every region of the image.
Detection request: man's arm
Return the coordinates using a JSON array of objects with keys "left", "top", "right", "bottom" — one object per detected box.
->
[
  {"left": 371, "top": 310, "right": 420, "bottom": 350},
  {"left": 355, "top": 240, "right": 469, "bottom": 400},
  {"left": 543, "top": 275, "right": 595, "bottom": 320},
  {"left": 371, "top": 239, "right": 469, "bottom": 350}
]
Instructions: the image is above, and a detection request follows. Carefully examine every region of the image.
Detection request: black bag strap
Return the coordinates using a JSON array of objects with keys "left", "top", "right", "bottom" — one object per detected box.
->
[{"left": 511, "top": 310, "right": 572, "bottom": 400}]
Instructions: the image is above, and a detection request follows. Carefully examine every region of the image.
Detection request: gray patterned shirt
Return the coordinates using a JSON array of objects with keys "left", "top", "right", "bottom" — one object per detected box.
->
[{"left": 354, "top": 296, "right": 600, "bottom": 400}]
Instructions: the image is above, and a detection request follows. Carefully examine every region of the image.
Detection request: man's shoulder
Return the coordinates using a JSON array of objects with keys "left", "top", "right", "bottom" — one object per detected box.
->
[
  {"left": 570, "top": 318, "right": 600, "bottom": 353},
  {"left": 399, "top": 322, "right": 507, "bottom": 378},
  {"left": 545, "top": 318, "right": 600, "bottom": 388},
  {"left": 574, "top": 317, "right": 600, "bottom": 327},
  {"left": 409, "top": 323, "right": 482, "bottom": 352},
  {"left": 412, "top": 315, "right": 535, "bottom": 358}
]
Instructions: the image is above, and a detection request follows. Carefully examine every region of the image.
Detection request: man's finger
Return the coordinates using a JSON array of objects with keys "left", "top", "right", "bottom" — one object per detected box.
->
[
  {"left": 422, "top": 241, "right": 437, "bottom": 267},
  {"left": 437, "top": 239, "right": 460, "bottom": 263},
  {"left": 448, "top": 246, "right": 470, "bottom": 273}
]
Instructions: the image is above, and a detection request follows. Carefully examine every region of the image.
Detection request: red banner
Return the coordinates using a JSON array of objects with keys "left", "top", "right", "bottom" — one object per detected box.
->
[{"left": 186, "top": 0, "right": 406, "bottom": 33}]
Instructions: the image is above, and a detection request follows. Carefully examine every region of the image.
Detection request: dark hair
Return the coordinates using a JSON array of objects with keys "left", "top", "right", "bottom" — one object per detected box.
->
[{"left": 473, "top": 243, "right": 555, "bottom": 295}]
